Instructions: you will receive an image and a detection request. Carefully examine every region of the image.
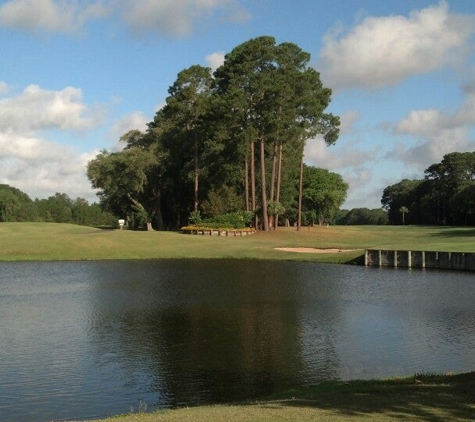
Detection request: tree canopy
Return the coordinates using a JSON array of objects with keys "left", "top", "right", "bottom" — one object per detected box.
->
[
  {"left": 87, "top": 36, "right": 341, "bottom": 231},
  {"left": 0, "top": 184, "right": 115, "bottom": 227},
  {"left": 301, "top": 165, "right": 348, "bottom": 225},
  {"left": 381, "top": 152, "right": 475, "bottom": 225}
]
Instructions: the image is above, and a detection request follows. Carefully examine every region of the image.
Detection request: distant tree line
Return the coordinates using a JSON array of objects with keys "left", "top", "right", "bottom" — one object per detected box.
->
[
  {"left": 87, "top": 36, "right": 342, "bottom": 231},
  {"left": 0, "top": 184, "right": 116, "bottom": 227},
  {"left": 382, "top": 152, "right": 475, "bottom": 225},
  {"left": 336, "top": 208, "right": 389, "bottom": 225}
]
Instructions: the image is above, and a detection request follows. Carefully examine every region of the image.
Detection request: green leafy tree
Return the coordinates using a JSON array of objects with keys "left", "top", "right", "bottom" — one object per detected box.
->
[
  {"left": 161, "top": 65, "right": 214, "bottom": 212},
  {"left": 71, "top": 197, "right": 116, "bottom": 227},
  {"left": 35, "top": 193, "right": 73, "bottom": 223},
  {"left": 214, "top": 36, "right": 339, "bottom": 231},
  {"left": 0, "top": 189, "right": 21, "bottom": 222},
  {"left": 336, "top": 208, "right": 388, "bottom": 225},
  {"left": 382, "top": 152, "right": 475, "bottom": 226},
  {"left": 0, "top": 184, "right": 38, "bottom": 222},
  {"left": 424, "top": 152, "right": 475, "bottom": 225},
  {"left": 449, "top": 184, "right": 475, "bottom": 225},
  {"left": 200, "top": 185, "right": 244, "bottom": 218},
  {"left": 301, "top": 165, "right": 348, "bottom": 225},
  {"left": 87, "top": 146, "right": 160, "bottom": 230},
  {"left": 87, "top": 37, "right": 339, "bottom": 230},
  {"left": 382, "top": 179, "right": 422, "bottom": 225}
]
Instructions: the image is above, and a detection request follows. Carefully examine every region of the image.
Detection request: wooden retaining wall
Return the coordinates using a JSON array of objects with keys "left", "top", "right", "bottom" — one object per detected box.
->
[
  {"left": 365, "top": 249, "right": 475, "bottom": 271},
  {"left": 182, "top": 229, "right": 255, "bottom": 236}
]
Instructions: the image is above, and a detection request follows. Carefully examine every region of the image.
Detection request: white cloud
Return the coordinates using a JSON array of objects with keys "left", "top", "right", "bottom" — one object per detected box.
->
[
  {"left": 304, "top": 110, "right": 368, "bottom": 170},
  {"left": 390, "top": 131, "right": 474, "bottom": 172},
  {"left": 392, "top": 89, "right": 475, "bottom": 169},
  {"left": 0, "top": 0, "right": 108, "bottom": 33},
  {"left": 318, "top": 1, "right": 475, "bottom": 90},
  {"left": 118, "top": 0, "right": 250, "bottom": 38},
  {"left": 0, "top": 82, "right": 9, "bottom": 95},
  {"left": 0, "top": 83, "right": 105, "bottom": 200},
  {"left": 0, "top": 0, "right": 250, "bottom": 37},
  {"left": 111, "top": 111, "right": 148, "bottom": 137},
  {"left": 206, "top": 51, "right": 225, "bottom": 71},
  {"left": 338, "top": 109, "right": 361, "bottom": 135},
  {"left": 0, "top": 84, "right": 102, "bottom": 134},
  {"left": 303, "top": 109, "right": 385, "bottom": 209},
  {"left": 305, "top": 141, "right": 381, "bottom": 209},
  {"left": 108, "top": 111, "right": 149, "bottom": 150},
  {"left": 0, "top": 133, "right": 97, "bottom": 200}
]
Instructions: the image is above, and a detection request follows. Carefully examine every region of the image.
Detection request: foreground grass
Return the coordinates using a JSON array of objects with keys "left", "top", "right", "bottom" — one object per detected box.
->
[
  {"left": 81, "top": 372, "right": 475, "bottom": 422},
  {"left": 1, "top": 222, "right": 475, "bottom": 263}
]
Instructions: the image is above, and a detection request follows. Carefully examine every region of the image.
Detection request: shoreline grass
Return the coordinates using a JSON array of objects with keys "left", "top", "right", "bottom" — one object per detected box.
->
[
  {"left": 79, "top": 372, "right": 475, "bottom": 421},
  {"left": 1, "top": 222, "right": 474, "bottom": 263}
]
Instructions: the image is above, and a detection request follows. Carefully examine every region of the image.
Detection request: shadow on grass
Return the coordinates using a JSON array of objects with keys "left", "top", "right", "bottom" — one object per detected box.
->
[
  {"left": 260, "top": 373, "right": 475, "bottom": 421},
  {"left": 429, "top": 227, "right": 475, "bottom": 238},
  {"left": 345, "top": 254, "right": 365, "bottom": 265}
]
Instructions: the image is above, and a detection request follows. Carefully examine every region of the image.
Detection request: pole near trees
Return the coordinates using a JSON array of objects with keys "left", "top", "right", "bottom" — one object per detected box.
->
[
  {"left": 297, "top": 154, "right": 304, "bottom": 231},
  {"left": 400, "top": 206, "right": 409, "bottom": 225},
  {"left": 260, "top": 138, "right": 270, "bottom": 231},
  {"left": 274, "top": 143, "right": 283, "bottom": 229}
]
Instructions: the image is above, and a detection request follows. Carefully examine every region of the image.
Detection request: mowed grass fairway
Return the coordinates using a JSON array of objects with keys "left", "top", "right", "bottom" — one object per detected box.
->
[{"left": 1, "top": 222, "right": 475, "bottom": 262}]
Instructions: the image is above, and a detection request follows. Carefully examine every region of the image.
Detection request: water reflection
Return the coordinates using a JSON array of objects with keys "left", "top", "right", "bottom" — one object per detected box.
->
[
  {"left": 86, "top": 260, "right": 336, "bottom": 408},
  {"left": 0, "top": 260, "right": 474, "bottom": 421}
]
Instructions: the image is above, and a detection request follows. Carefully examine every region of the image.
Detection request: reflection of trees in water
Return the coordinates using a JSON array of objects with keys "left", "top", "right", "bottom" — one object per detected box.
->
[{"left": 87, "top": 260, "right": 342, "bottom": 408}]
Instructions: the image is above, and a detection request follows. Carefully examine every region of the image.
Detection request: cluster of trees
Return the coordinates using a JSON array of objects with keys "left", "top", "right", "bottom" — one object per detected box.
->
[
  {"left": 382, "top": 152, "right": 475, "bottom": 225},
  {"left": 87, "top": 36, "right": 342, "bottom": 231},
  {"left": 0, "top": 184, "right": 116, "bottom": 226},
  {"left": 336, "top": 208, "right": 388, "bottom": 225},
  {"left": 301, "top": 165, "right": 348, "bottom": 226}
]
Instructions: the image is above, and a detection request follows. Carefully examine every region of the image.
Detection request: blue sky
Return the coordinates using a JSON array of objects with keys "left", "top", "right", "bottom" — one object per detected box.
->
[{"left": 1, "top": 0, "right": 474, "bottom": 209}]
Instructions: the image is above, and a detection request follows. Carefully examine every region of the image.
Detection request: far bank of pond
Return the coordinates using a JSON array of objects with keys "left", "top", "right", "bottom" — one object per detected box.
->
[{"left": 1, "top": 223, "right": 475, "bottom": 262}]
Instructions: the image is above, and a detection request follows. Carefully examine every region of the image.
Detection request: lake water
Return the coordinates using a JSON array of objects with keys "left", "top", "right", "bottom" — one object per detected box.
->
[{"left": 0, "top": 259, "right": 474, "bottom": 421}]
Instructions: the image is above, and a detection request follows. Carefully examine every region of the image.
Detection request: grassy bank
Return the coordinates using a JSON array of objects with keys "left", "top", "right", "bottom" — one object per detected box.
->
[
  {"left": 80, "top": 372, "right": 475, "bottom": 422},
  {"left": 1, "top": 222, "right": 475, "bottom": 262}
]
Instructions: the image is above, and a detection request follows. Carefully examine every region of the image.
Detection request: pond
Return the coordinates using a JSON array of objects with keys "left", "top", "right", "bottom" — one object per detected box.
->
[{"left": 0, "top": 259, "right": 474, "bottom": 421}]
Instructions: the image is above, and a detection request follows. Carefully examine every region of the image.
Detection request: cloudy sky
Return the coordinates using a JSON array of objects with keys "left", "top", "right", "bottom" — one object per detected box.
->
[{"left": 1, "top": 0, "right": 474, "bottom": 209}]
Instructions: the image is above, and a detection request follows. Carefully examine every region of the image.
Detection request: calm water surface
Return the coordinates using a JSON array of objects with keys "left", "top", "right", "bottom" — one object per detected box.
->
[{"left": 0, "top": 259, "right": 474, "bottom": 421}]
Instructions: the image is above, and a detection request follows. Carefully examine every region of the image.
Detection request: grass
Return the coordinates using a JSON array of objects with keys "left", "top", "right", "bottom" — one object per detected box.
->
[
  {"left": 1, "top": 222, "right": 475, "bottom": 263},
  {"left": 79, "top": 372, "right": 475, "bottom": 422}
]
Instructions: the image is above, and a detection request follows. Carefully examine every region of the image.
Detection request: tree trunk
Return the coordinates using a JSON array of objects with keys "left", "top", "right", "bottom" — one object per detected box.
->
[
  {"left": 269, "top": 143, "right": 277, "bottom": 229},
  {"left": 297, "top": 154, "right": 303, "bottom": 231},
  {"left": 274, "top": 143, "right": 283, "bottom": 230},
  {"left": 245, "top": 154, "right": 250, "bottom": 212},
  {"left": 270, "top": 143, "right": 277, "bottom": 203},
  {"left": 193, "top": 131, "right": 199, "bottom": 212},
  {"left": 154, "top": 187, "right": 164, "bottom": 230},
  {"left": 260, "top": 138, "right": 269, "bottom": 231},
  {"left": 251, "top": 141, "right": 257, "bottom": 229}
]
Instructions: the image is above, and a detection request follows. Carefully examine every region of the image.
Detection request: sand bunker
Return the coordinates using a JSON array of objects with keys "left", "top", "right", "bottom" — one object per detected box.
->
[{"left": 275, "top": 247, "right": 356, "bottom": 254}]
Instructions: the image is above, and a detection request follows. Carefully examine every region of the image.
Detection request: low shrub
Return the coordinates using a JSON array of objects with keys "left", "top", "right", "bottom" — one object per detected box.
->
[{"left": 186, "top": 210, "right": 254, "bottom": 229}]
